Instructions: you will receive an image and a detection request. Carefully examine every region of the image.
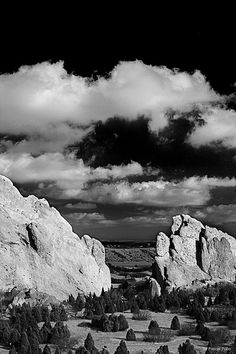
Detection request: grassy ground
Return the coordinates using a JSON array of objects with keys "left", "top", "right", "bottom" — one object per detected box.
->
[{"left": 45, "top": 310, "right": 234, "bottom": 354}]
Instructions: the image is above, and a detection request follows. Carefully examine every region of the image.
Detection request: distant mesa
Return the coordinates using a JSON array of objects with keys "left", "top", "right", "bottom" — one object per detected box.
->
[
  {"left": 154, "top": 214, "right": 236, "bottom": 290},
  {"left": 0, "top": 175, "right": 111, "bottom": 301}
]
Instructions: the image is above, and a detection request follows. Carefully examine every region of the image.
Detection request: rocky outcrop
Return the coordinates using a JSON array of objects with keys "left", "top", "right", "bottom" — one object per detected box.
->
[
  {"left": 155, "top": 214, "right": 236, "bottom": 290},
  {"left": 0, "top": 175, "right": 111, "bottom": 301}
]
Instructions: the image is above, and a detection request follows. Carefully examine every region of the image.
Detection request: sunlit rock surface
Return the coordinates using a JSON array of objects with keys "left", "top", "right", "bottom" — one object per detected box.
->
[
  {"left": 155, "top": 214, "right": 236, "bottom": 290},
  {"left": 0, "top": 175, "right": 111, "bottom": 301}
]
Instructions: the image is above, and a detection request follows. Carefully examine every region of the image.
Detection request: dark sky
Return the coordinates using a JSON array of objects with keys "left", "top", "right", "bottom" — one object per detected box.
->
[{"left": 0, "top": 11, "right": 236, "bottom": 240}]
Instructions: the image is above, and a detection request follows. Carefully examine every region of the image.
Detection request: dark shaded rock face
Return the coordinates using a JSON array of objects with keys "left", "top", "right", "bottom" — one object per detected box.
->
[{"left": 154, "top": 214, "right": 236, "bottom": 290}]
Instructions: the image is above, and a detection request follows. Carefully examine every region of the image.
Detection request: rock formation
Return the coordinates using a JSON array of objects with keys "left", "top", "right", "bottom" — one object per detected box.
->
[
  {"left": 0, "top": 175, "right": 111, "bottom": 301},
  {"left": 154, "top": 214, "right": 236, "bottom": 290}
]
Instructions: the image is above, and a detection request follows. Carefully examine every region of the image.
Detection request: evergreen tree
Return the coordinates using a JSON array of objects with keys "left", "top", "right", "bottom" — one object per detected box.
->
[
  {"left": 126, "top": 329, "right": 136, "bottom": 341},
  {"left": 32, "top": 307, "right": 43, "bottom": 323},
  {"left": 59, "top": 306, "right": 68, "bottom": 321},
  {"left": 156, "top": 345, "right": 169, "bottom": 354},
  {"left": 42, "top": 345, "right": 51, "bottom": 354},
  {"left": 19, "top": 331, "right": 31, "bottom": 354},
  {"left": 55, "top": 347, "right": 61, "bottom": 354},
  {"left": 75, "top": 347, "right": 90, "bottom": 354},
  {"left": 170, "top": 316, "right": 180, "bottom": 330},
  {"left": 10, "top": 329, "right": 21, "bottom": 350},
  {"left": 207, "top": 296, "right": 213, "bottom": 307},
  {"left": 130, "top": 302, "right": 139, "bottom": 314},
  {"left": 9, "top": 346, "right": 17, "bottom": 354},
  {"left": 28, "top": 330, "right": 40, "bottom": 354},
  {"left": 148, "top": 321, "right": 161, "bottom": 336},
  {"left": 114, "top": 340, "right": 130, "bottom": 354},
  {"left": 84, "top": 333, "right": 98, "bottom": 354},
  {"left": 178, "top": 340, "right": 196, "bottom": 354},
  {"left": 118, "top": 315, "right": 129, "bottom": 331}
]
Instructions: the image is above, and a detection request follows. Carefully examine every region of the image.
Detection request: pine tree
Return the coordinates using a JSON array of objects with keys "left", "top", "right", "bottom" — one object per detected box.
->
[
  {"left": 118, "top": 315, "right": 129, "bottom": 331},
  {"left": 170, "top": 316, "right": 180, "bottom": 330},
  {"left": 59, "top": 306, "right": 68, "bottom": 321},
  {"left": 156, "top": 345, "right": 169, "bottom": 354},
  {"left": 28, "top": 330, "right": 40, "bottom": 354},
  {"left": 114, "top": 340, "right": 130, "bottom": 354},
  {"left": 148, "top": 320, "right": 161, "bottom": 336},
  {"left": 55, "top": 346, "right": 61, "bottom": 354},
  {"left": 126, "top": 329, "right": 136, "bottom": 341},
  {"left": 19, "top": 331, "right": 32, "bottom": 354},
  {"left": 42, "top": 345, "right": 51, "bottom": 354},
  {"left": 178, "top": 339, "right": 197, "bottom": 354},
  {"left": 84, "top": 333, "right": 98, "bottom": 354},
  {"left": 10, "top": 329, "right": 21, "bottom": 350},
  {"left": 9, "top": 346, "right": 17, "bottom": 354}
]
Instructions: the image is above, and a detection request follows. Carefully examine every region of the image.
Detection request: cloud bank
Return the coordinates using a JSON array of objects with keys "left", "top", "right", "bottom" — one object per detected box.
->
[{"left": 0, "top": 60, "right": 219, "bottom": 154}]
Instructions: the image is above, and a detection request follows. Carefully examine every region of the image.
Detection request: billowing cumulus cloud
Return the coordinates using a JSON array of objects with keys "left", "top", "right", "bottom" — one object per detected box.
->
[
  {"left": 189, "top": 107, "right": 236, "bottom": 148},
  {"left": 0, "top": 60, "right": 219, "bottom": 153},
  {"left": 0, "top": 152, "right": 144, "bottom": 186},
  {"left": 72, "top": 176, "right": 236, "bottom": 206}
]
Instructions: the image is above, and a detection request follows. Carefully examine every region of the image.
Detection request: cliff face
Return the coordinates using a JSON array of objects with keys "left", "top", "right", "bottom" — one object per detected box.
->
[
  {"left": 0, "top": 175, "right": 111, "bottom": 301},
  {"left": 154, "top": 214, "right": 236, "bottom": 289}
]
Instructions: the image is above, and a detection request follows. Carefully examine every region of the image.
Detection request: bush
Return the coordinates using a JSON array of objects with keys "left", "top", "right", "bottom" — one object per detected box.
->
[
  {"left": 178, "top": 323, "right": 196, "bottom": 336},
  {"left": 126, "top": 329, "right": 136, "bottom": 341},
  {"left": 170, "top": 316, "right": 180, "bottom": 330},
  {"left": 143, "top": 329, "right": 173, "bottom": 343},
  {"left": 91, "top": 314, "right": 129, "bottom": 332},
  {"left": 201, "top": 328, "right": 231, "bottom": 345},
  {"left": 114, "top": 340, "right": 130, "bottom": 354},
  {"left": 148, "top": 320, "right": 161, "bottom": 336},
  {"left": 178, "top": 339, "right": 197, "bottom": 354},
  {"left": 84, "top": 333, "right": 98, "bottom": 354},
  {"left": 50, "top": 321, "right": 70, "bottom": 346},
  {"left": 132, "top": 310, "right": 151, "bottom": 321},
  {"left": 156, "top": 345, "right": 169, "bottom": 354}
]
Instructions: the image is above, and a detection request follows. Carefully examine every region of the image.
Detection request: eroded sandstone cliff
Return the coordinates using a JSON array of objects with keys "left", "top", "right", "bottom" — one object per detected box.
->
[
  {"left": 154, "top": 214, "right": 236, "bottom": 290},
  {"left": 0, "top": 175, "right": 111, "bottom": 300}
]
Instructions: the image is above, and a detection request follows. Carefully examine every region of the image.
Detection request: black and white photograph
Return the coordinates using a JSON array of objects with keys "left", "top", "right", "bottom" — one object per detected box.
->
[{"left": 0, "top": 11, "right": 236, "bottom": 354}]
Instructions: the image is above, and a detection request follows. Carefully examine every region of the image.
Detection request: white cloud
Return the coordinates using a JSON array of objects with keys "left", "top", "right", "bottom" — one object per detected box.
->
[
  {"left": 192, "top": 204, "right": 236, "bottom": 225},
  {"left": 65, "top": 212, "right": 116, "bottom": 226},
  {"left": 1, "top": 151, "right": 235, "bottom": 207},
  {"left": 189, "top": 107, "right": 236, "bottom": 148},
  {"left": 72, "top": 176, "right": 236, "bottom": 206},
  {"left": 0, "top": 60, "right": 219, "bottom": 151},
  {"left": 0, "top": 152, "right": 144, "bottom": 187}
]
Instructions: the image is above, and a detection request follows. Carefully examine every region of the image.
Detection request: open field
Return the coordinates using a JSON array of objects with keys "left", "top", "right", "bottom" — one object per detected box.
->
[{"left": 38, "top": 311, "right": 235, "bottom": 354}]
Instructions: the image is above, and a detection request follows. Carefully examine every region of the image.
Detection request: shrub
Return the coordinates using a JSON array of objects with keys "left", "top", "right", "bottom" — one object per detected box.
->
[
  {"left": 19, "top": 331, "right": 31, "bottom": 354},
  {"left": 178, "top": 339, "right": 197, "bottom": 354},
  {"left": 75, "top": 346, "right": 90, "bottom": 354},
  {"left": 156, "top": 345, "right": 169, "bottom": 354},
  {"left": 131, "top": 302, "right": 139, "bottom": 314},
  {"left": 126, "top": 329, "right": 136, "bottom": 341},
  {"left": 114, "top": 340, "right": 130, "bottom": 354},
  {"left": 201, "top": 328, "right": 231, "bottom": 345},
  {"left": 170, "top": 316, "right": 180, "bottom": 330},
  {"left": 179, "top": 323, "right": 196, "bottom": 336},
  {"left": 84, "top": 333, "right": 98, "bottom": 354},
  {"left": 43, "top": 345, "right": 51, "bottom": 354},
  {"left": 195, "top": 321, "right": 205, "bottom": 336},
  {"left": 143, "top": 329, "right": 173, "bottom": 343},
  {"left": 50, "top": 321, "right": 70, "bottom": 346},
  {"left": 148, "top": 321, "right": 161, "bottom": 336},
  {"left": 91, "top": 314, "right": 129, "bottom": 332},
  {"left": 132, "top": 310, "right": 151, "bottom": 321},
  {"left": 118, "top": 315, "right": 129, "bottom": 331}
]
